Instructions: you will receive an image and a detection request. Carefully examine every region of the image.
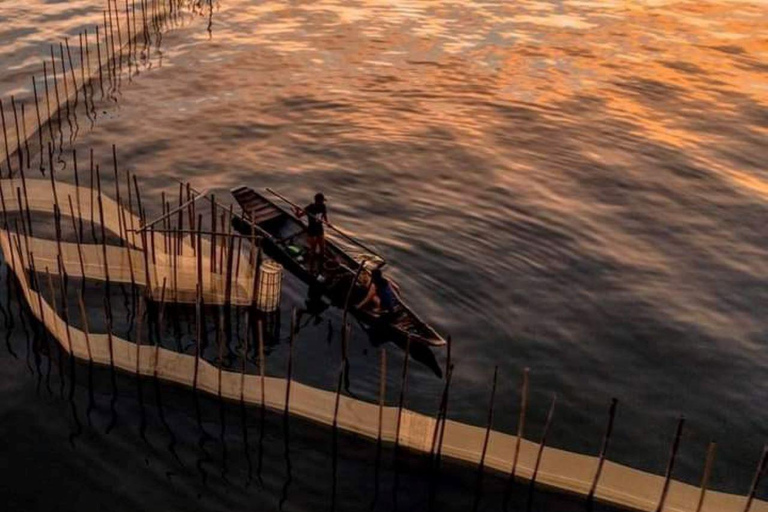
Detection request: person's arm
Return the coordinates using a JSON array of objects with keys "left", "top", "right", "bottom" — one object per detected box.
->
[
  {"left": 356, "top": 284, "right": 376, "bottom": 310},
  {"left": 294, "top": 204, "right": 307, "bottom": 218}
]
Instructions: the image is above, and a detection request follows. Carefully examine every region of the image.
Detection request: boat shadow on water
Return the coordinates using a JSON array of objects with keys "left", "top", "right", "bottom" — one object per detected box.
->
[{"left": 296, "top": 283, "right": 443, "bottom": 379}]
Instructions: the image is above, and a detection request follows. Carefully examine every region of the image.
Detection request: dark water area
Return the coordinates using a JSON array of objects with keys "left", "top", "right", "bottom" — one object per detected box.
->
[{"left": 0, "top": 0, "right": 767, "bottom": 509}]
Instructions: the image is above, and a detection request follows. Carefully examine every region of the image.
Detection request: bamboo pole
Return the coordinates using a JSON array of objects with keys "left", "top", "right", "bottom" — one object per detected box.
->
[
  {"left": 587, "top": 398, "right": 619, "bottom": 503},
  {"left": 73, "top": 150, "right": 83, "bottom": 242},
  {"left": 31, "top": 77, "right": 44, "bottom": 171},
  {"left": 83, "top": 29, "right": 95, "bottom": 117},
  {"left": 0, "top": 98, "right": 11, "bottom": 174},
  {"left": 57, "top": 43, "right": 71, "bottom": 129},
  {"left": 210, "top": 196, "right": 216, "bottom": 273},
  {"left": 428, "top": 363, "right": 454, "bottom": 511},
  {"left": 377, "top": 347, "right": 387, "bottom": 445},
  {"left": 392, "top": 335, "right": 412, "bottom": 508},
  {"left": 78, "top": 32, "right": 90, "bottom": 122},
  {"left": 527, "top": 394, "right": 558, "bottom": 506},
  {"left": 89, "top": 149, "right": 96, "bottom": 242},
  {"left": 656, "top": 417, "right": 685, "bottom": 512},
  {"left": 95, "top": 25, "right": 105, "bottom": 98},
  {"left": 696, "top": 442, "right": 717, "bottom": 512},
  {"left": 67, "top": 195, "right": 87, "bottom": 297},
  {"left": 473, "top": 366, "right": 499, "bottom": 512},
  {"left": 284, "top": 307, "right": 296, "bottom": 418},
  {"left": 743, "top": 446, "right": 768, "bottom": 512},
  {"left": 76, "top": 292, "right": 93, "bottom": 364},
  {"left": 64, "top": 38, "right": 79, "bottom": 105},
  {"left": 509, "top": 367, "right": 530, "bottom": 484},
  {"left": 49, "top": 46, "right": 62, "bottom": 132},
  {"left": 20, "top": 103, "right": 30, "bottom": 170},
  {"left": 42, "top": 62, "right": 55, "bottom": 147},
  {"left": 10, "top": 97, "right": 23, "bottom": 171}
]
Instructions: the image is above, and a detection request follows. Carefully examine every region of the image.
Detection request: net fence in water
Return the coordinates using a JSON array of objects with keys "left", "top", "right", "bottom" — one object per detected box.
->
[{"left": 0, "top": 175, "right": 765, "bottom": 512}]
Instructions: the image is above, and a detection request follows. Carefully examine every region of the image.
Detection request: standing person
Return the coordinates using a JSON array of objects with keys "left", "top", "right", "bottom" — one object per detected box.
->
[{"left": 295, "top": 192, "right": 328, "bottom": 273}]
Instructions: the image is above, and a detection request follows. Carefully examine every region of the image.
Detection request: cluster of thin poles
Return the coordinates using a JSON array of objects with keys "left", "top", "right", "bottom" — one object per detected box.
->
[{"left": 0, "top": 0, "right": 197, "bottom": 180}]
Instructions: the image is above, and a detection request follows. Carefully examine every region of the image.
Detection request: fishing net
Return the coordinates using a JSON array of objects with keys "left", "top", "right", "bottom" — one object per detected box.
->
[{"left": 0, "top": 177, "right": 763, "bottom": 512}]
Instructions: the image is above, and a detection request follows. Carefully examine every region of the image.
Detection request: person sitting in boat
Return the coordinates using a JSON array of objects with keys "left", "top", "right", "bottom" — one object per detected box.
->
[
  {"left": 356, "top": 268, "right": 400, "bottom": 316},
  {"left": 294, "top": 192, "right": 328, "bottom": 273}
]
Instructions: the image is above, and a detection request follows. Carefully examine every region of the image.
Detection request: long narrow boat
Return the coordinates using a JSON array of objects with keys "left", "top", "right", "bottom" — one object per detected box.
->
[{"left": 230, "top": 186, "right": 446, "bottom": 348}]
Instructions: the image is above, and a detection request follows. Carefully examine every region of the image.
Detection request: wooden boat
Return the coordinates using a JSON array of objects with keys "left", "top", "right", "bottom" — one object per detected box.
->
[{"left": 230, "top": 186, "right": 446, "bottom": 348}]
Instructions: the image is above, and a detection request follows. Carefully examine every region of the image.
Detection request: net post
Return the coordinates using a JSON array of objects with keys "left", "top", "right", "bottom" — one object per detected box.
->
[
  {"left": 72, "top": 150, "right": 84, "bottom": 243},
  {"left": 20, "top": 103, "right": 29, "bottom": 170},
  {"left": 695, "top": 442, "right": 717, "bottom": 512},
  {"left": 0, "top": 98, "right": 12, "bottom": 174},
  {"left": 49, "top": 46, "right": 62, "bottom": 129},
  {"left": 428, "top": 362, "right": 454, "bottom": 511},
  {"left": 473, "top": 365, "right": 499, "bottom": 512},
  {"left": 743, "top": 445, "right": 768, "bottom": 512},
  {"left": 112, "top": 145, "right": 125, "bottom": 245},
  {"left": 10, "top": 96, "right": 23, "bottom": 171},
  {"left": 588, "top": 398, "right": 619, "bottom": 504},
  {"left": 284, "top": 307, "right": 296, "bottom": 417},
  {"left": 42, "top": 61, "right": 55, "bottom": 146},
  {"left": 64, "top": 38, "right": 79, "bottom": 106},
  {"left": 31, "top": 77, "right": 44, "bottom": 172},
  {"left": 57, "top": 43, "right": 71, "bottom": 127},
  {"left": 527, "top": 393, "right": 557, "bottom": 510},
  {"left": 210, "top": 195, "right": 217, "bottom": 273},
  {"left": 505, "top": 366, "right": 530, "bottom": 509},
  {"left": 392, "top": 334, "right": 412, "bottom": 508},
  {"left": 66, "top": 195, "right": 87, "bottom": 304},
  {"left": 656, "top": 416, "right": 685, "bottom": 512}
]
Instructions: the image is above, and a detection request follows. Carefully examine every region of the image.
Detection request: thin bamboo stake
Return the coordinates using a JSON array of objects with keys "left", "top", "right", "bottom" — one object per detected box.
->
[
  {"left": 20, "top": 103, "right": 30, "bottom": 170},
  {"left": 588, "top": 398, "right": 619, "bottom": 503},
  {"left": 510, "top": 367, "right": 530, "bottom": 480},
  {"left": 64, "top": 38, "right": 79, "bottom": 104},
  {"left": 67, "top": 195, "right": 87, "bottom": 296},
  {"left": 656, "top": 417, "right": 685, "bottom": 512},
  {"left": 472, "top": 366, "right": 499, "bottom": 512},
  {"left": 31, "top": 77, "right": 45, "bottom": 171},
  {"left": 49, "top": 46, "right": 62, "bottom": 131},
  {"left": 210, "top": 196, "right": 216, "bottom": 273},
  {"left": 696, "top": 442, "right": 717, "bottom": 512},
  {"left": 284, "top": 308, "right": 296, "bottom": 418},
  {"left": 77, "top": 293, "right": 93, "bottom": 363},
  {"left": 743, "top": 446, "right": 768, "bottom": 512},
  {"left": 42, "top": 62, "right": 55, "bottom": 146},
  {"left": 528, "top": 394, "right": 557, "bottom": 501},
  {"left": 73, "top": 150, "right": 83, "bottom": 242},
  {"left": 95, "top": 25, "right": 105, "bottom": 97},
  {"left": 10, "top": 97, "right": 23, "bottom": 171},
  {"left": 377, "top": 348, "right": 387, "bottom": 444},
  {"left": 0, "top": 98, "right": 11, "bottom": 173},
  {"left": 57, "top": 43, "right": 71, "bottom": 117},
  {"left": 258, "top": 318, "right": 265, "bottom": 405}
]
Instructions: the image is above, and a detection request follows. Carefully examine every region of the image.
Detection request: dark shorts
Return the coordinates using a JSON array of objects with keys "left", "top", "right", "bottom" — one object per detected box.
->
[{"left": 308, "top": 224, "right": 324, "bottom": 238}]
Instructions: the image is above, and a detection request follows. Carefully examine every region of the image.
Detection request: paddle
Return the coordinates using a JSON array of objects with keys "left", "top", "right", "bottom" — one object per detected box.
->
[{"left": 265, "top": 187, "right": 386, "bottom": 265}]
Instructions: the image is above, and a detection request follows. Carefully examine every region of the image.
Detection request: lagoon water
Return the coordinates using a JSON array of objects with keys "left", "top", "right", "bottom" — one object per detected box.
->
[{"left": 0, "top": 0, "right": 766, "bottom": 510}]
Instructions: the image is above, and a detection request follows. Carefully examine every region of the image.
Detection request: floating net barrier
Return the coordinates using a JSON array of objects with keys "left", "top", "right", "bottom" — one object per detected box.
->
[
  {"left": 0, "top": 178, "right": 281, "bottom": 308},
  {"left": 0, "top": 173, "right": 764, "bottom": 512}
]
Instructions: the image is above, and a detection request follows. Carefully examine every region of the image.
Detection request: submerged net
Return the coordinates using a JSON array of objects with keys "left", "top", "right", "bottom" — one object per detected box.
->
[{"left": 0, "top": 176, "right": 764, "bottom": 512}]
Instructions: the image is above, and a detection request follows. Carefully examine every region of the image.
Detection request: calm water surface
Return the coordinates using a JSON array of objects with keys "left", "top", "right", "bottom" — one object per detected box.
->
[{"left": 0, "top": 0, "right": 767, "bottom": 508}]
